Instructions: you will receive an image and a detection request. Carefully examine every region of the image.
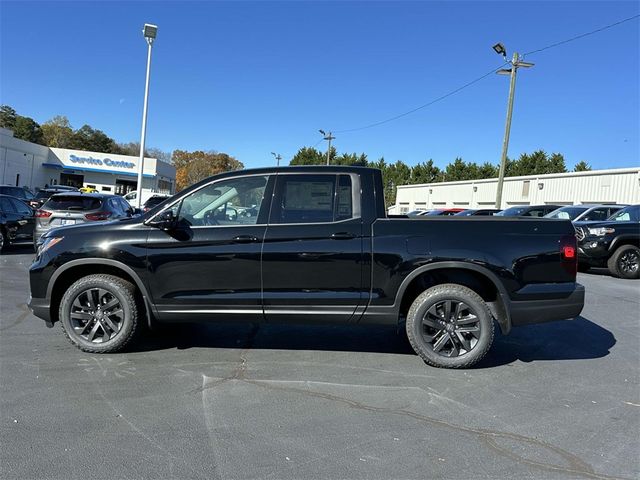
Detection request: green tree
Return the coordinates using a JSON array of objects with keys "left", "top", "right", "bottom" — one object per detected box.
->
[
  {"left": 41, "top": 115, "right": 74, "bottom": 148},
  {"left": 444, "top": 158, "right": 480, "bottom": 181},
  {"left": 573, "top": 160, "right": 592, "bottom": 172},
  {"left": 506, "top": 150, "right": 567, "bottom": 177},
  {"left": 477, "top": 162, "right": 498, "bottom": 179},
  {"left": 290, "top": 146, "right": 328, "bottom": 165},
  {"left": 335, "top": 152, "right": 368, "bottom": 166},
  {"left": 0, "top": 105, "right": 17, "bottom": 129},
  {"left": 410, "top": 159, "right": 441, "bottom": 184},
  {"left": 383, "top": 160, "right": 411, "bottom": 207},
  {"left": 70, "top": 125, "right": 119, "bottom": 153},
  {"left": 13, "top": 116, "right": 44, "bottom": 144}
]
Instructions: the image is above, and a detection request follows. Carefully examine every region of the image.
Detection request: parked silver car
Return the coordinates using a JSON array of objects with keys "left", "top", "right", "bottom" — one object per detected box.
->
[
  {"left": 34, "top": 193, "right": 135, "bottom": 246},
  {"left": 544, "top": 204, "right": 627, "bottom": 222}
]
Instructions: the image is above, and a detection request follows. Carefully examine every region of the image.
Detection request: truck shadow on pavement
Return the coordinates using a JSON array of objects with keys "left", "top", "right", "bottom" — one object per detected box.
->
[
  {"left": 475, "top": 316, "right": 616, "bottom": 368},
  {"left": 133, "top": 315, "right": 615, "bottom": 367}
]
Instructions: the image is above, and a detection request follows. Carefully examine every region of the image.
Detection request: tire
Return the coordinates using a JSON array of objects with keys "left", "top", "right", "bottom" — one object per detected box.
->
[
  {"left": 607, "top": 245, "right": 640, "bottom": 279},
  {"left": 0, "top": 227, "right": 6, "bottom": 253},
  {"left": 58, "top": 274, "right": 141, "bottom": 353},
  {"left": 406, "top": 284, "right": 494, "bottom": 368}
]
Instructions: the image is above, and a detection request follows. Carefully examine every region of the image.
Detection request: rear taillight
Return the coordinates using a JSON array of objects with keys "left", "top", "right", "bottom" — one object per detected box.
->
[
  {"left": 85, "top": 211, "right": 112, "bottom": 221},
  {"left": 35, "top": 210, "right": 52, "bottom": 218},
  {"left": 560, "top": 235, "right": 578, "bottom": 277}
]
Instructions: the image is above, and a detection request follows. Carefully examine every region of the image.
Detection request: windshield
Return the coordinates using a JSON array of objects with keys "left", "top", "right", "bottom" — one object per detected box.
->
[
  {"left": 454, "top": 210, "right": 475, "bottom": 216},
  {"left": 608, "top": 205, "right": 640, "bottom": 222},
  {"left": 545, "top": 206, "right": 589, "bottom": 220},
  {"left": 44, "top": 195, "right": 103, "bottom": 211}
]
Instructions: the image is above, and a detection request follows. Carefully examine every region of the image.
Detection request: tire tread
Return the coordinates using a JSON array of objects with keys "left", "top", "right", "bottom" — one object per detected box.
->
[{"left": 406, "top": 283, "right": 494, "bottom": 369}]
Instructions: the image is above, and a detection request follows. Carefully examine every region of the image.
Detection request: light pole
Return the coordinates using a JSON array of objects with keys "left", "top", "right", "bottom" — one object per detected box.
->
[
  {"left": 135, "top": 23, "right": 158, "bottom": 209},
  {"left": 271, "top": 152, "right": 282, "bottom": 166},
  {"left": 492, "top": 43, "right": 533, "bottom": 209},
  {"left": 319, "top": 129, "right": 335, "bottom": 165}
]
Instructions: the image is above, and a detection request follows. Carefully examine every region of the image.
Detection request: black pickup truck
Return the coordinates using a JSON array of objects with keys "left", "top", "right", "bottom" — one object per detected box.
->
[{"left": 29, "top": 166, "right": 584, "bottom": 368}]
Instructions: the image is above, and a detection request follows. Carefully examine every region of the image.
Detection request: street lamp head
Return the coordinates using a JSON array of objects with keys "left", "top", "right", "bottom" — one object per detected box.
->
[
  {"left": 143, "top": 23, "right": 158, "bottom": 42},
  {"left": 492, "top": 42, "right": 506, "bottom": 58},
  {"left": 319, "top": 129, "right": 326, "bottom": 136}
]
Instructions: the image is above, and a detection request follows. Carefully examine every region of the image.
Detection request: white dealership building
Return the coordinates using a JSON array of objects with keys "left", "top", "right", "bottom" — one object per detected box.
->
[
  {"left": 0, "top": 128, "right": 175, "bottom": 195},
  {"left": 392, "top": 167, "right": 640, "bottom": 214}
]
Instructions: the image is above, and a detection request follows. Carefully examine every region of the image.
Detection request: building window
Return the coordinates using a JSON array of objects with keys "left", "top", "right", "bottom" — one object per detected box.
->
[{"left": 522, "top": 180, "right": 530, "bottom": 197}]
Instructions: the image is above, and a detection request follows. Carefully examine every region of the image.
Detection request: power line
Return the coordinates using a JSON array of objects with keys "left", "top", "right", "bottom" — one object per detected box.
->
[
  {"left": 334, "top": 62, "right": 509, "bottom": 134},
  {"left": 523, "top": 14, "right": 640, "bottom": 57},
  {"left": 332, "top": 14, "right": 639, "bottom": 135}
]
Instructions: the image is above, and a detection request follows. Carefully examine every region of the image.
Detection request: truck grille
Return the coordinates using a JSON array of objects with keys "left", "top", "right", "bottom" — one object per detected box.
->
[{"left": 575, "top": 227, "right": 585, "bottom": 241}]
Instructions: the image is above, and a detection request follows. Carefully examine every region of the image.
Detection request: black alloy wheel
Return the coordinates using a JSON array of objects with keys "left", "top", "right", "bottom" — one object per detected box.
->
[
  {"left": 59, "top": 274, "right": 141, "bottom": 353},
  {"left": 69, "top": 288, "right": 125, "bottom": 343},
  {"left": 608, "top": 245, "right": 640, "bottom": 280},
  {"left": 406, "top": 283, "right": 494, "bottom": 368},
  {"left": 420, "top": 299, "right": 481, "bottom": 357}
]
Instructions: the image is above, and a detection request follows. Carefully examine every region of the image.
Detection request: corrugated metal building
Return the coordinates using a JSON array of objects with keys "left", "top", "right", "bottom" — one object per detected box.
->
[{"left": 392, "top": 167, "right": 640, "bottom": 214}]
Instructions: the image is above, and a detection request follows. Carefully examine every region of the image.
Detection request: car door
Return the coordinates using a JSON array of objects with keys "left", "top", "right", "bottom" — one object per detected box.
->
[
  {"left": 261, "top": 173, "right": 364, "bottom": 324},
  {"left": 0, "top": 197, "right": 20, "bottom": 240},
  {"left": 7, "top": 198, "right": 34, "bottom": 239},
  {"left": 144, "top": 174, "right": 273, "bottom": 322}
]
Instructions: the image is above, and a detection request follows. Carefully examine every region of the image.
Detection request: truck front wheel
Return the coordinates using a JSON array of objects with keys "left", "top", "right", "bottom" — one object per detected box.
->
[
  {"left": 607, "top": 245, "right": 640, "bottom": 279},
  {"left": 406, "top": 284, "right": 494, "bottom": 368}
]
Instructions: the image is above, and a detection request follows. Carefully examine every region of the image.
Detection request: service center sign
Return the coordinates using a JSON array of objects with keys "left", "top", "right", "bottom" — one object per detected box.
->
[{"left": 69, "top": 154, "right": 136, "bottom": 170}]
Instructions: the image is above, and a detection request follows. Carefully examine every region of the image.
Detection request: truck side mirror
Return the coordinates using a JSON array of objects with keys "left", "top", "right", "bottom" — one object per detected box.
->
[{"left": 150, "top": 209, "right": 177, "bottom": 231}]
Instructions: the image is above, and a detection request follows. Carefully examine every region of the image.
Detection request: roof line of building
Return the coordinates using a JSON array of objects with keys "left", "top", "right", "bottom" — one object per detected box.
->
[{"left": 398, "top": 166, "right": 640, "bottom": 189}]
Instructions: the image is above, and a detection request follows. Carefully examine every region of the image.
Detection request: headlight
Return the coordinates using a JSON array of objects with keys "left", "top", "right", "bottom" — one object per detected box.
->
[
  {"left": 38, "top": 236, "right": 64, "bottom": 255},
  {"left": 587, "top": 227, "right": 615, "bottom": 236}
]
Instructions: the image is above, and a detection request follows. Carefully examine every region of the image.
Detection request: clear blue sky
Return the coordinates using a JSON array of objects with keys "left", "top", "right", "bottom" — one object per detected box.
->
[{"left": 1, "top": 1, "right": 638, "bottom": 170}]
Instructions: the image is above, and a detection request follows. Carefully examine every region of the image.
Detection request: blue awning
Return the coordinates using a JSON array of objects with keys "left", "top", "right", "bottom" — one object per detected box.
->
[{"left": 42, "top": 162, "right": 63, "bottom": 169}]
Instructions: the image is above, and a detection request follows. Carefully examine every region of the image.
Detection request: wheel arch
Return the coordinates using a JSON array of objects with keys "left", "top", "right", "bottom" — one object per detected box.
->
[
  {"left": 47, "top": 259, "right": 155, "bottom": 328},
  {"left": 609, "top": 235, "right": 640, "bottom": 252},
  {"left": 395, "top": 262, "right": 512, "bottom": 334}
]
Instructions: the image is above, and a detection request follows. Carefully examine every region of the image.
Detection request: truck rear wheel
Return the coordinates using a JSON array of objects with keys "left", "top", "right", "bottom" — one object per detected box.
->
[
  {"left": 607, "top": 245, "right": 640, "bottom": 279},
  {"left": 406, "top": 284, "right": 494, "bottom": 368},
  {"left": 59, "top": 274, "right": 141, "bottom": 353}
]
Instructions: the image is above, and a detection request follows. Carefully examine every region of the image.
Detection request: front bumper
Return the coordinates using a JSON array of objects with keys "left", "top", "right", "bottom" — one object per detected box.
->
[
  {"left": 510, "top": 283, "right": 585, "bottom": 327},
  {"left": 28, "top": 295, "right": 53, "bottom": 327}
]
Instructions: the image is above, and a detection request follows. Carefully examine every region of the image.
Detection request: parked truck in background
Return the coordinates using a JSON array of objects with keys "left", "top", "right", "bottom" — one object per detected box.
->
[{"left": 29, "top": 167, "right": 584, "bottom": 368}]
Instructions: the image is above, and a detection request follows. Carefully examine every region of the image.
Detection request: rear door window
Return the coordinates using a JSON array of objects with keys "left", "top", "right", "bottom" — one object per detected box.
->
[
  {"left": 45, "top": 195, "right": 103, "bottom": 211},
  {"left": 0, "top": 197, "right": 16, "bottom": 213},
  {"left": 9, "top": 198, "right": 32, "bottom": 215}
]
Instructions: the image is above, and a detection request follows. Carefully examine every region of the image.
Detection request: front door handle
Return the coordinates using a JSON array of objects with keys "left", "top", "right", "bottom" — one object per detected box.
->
[
  {"left": 330, "top": 232, "right": 356, "bottom": 240},
  {"left": 231, "top": 235, "right": 259, "bottom": 244}
]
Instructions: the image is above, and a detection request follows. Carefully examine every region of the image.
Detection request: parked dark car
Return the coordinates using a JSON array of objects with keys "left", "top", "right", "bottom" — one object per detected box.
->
[
  {"left": 34, "top": 193, "right": 136, "bottom": 247},
  {"left": 142, "top": 194, "right": 171, "bottom": 213},
  {"left": 29, "top": 167, "right": 583, "bottom": 368},
  {"left": 495, "top": 204, "right": 562, "bottom": 217},
  {"left": 454, "top": 209, "right": 501, "bottom": 216},
  {"left": 0, "top": 185, "right": 37, "bottom": 208},
  {"left": 0, "top": 194, "right": 35, "bottom": 252},
  {"left": 575, "top": 205, "right": 640, "bottom": 279}
]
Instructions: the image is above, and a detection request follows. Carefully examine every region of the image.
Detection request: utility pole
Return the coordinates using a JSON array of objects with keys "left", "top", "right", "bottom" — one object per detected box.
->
[
  {"left": 319, "top": 130, "right": 335, "bottom": 165},
  {"left": 493, "top": 48, "right": 534, "bottom": 209},
  {"left": 271, "top": 152, "right": 282, "bottom": 166}
]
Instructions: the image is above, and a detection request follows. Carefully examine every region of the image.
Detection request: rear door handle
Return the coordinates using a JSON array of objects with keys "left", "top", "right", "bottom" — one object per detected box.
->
[
  {"left": 231, "top": 235, "right": 259, "bottom": 244},
  {"left": 330, "top": 232, "right": 356, "bottom": 240}
]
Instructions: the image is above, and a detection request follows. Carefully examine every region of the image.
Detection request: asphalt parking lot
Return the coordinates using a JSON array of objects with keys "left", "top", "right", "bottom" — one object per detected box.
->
[{"left": 1, "top": 242, "right": 638, "bottom": 480}]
